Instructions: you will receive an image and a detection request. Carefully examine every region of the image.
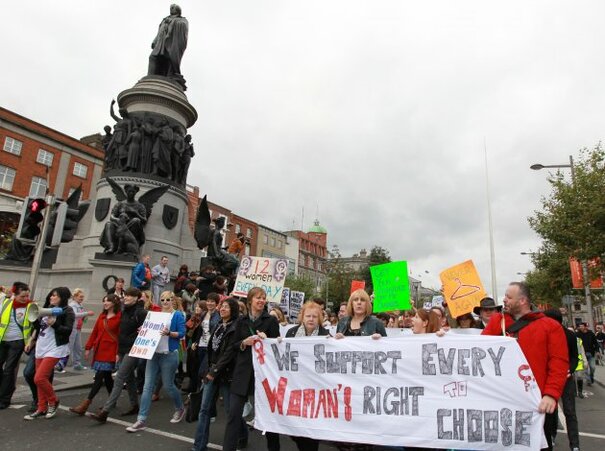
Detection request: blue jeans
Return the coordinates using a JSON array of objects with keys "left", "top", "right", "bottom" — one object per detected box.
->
[
  {"left": 138, "top": 350, "right": 183, "bottom": 421},
  {"left": 585, "top": 353, "right": 596, "bottom": 383},
  {"left": 193, "top": 379, "right": 244, "bottom": 451}
]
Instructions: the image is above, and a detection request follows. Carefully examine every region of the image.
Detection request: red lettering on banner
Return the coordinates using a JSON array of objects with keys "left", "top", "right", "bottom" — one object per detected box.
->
[
  {"left": 262, "top": 377, "right": 288, "bottom": 414},
  {"left": 254, "top": 339, "right": 265, "bottom": 364},
  {"left": 261, "top": 377, "right": 353, "bottom": 421}
]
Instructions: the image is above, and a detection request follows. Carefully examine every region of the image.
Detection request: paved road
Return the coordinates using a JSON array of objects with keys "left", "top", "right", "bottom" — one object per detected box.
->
[{"left": 2, "top": 368, "right": 605, "bottom": 450}]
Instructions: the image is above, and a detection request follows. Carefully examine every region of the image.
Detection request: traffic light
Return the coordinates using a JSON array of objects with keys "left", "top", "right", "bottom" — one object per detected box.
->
[
  {"left": 16, "top": 197, "right": 48, "bottom": 241},
  {"left": 46, "top": 186, "right": 90, "bottom": 246}
]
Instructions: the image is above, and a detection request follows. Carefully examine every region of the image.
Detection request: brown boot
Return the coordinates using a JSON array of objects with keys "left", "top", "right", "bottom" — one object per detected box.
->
[
  {"left": 69, "top": 399, "right": 91, "bottom": 416},
  {"left": 91, "top": 409, "right": 108, "bottom": 423}
]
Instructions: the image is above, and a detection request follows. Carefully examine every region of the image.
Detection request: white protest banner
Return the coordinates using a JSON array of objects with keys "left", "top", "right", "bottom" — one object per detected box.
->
[
  {"left": 233, "top": 256, "right": 289, "bottom": 303},
  {"left": 253, "top": 335, "right": 545, "bottom": 450},
  {"left": 385, "top": 328, "right": 413, "bottom": 337},
  {"left": 288, "top": 290, "right": 305, "bottom": 322},
  {"left": 129, "top": 312, "right": 172, "bottom": 360}
]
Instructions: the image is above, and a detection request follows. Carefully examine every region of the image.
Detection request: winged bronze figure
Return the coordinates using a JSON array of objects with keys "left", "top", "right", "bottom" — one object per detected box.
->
[{"left": 100, "top": 177, "right": 169, "bottom": 256}]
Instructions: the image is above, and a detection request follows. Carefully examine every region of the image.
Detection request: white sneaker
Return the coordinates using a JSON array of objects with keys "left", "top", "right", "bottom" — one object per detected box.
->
[
  {"left": 126, "top": 420, "right": 146, "bottom": 432},
  {"left": 170, "top": 408, "right": 185, "bottom": 423}
]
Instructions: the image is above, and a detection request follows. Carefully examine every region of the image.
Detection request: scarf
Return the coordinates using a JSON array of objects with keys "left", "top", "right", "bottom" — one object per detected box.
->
[
  {"left": 211, "top": 320, "right": 232, "bottom": 352},
  {"left": 295, "top": 325, "right": 319, "bottom": 337}
]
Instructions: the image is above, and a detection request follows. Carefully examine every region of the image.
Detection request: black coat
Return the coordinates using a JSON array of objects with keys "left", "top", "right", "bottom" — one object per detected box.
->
[
  {"left": 205, "top": 320, "right": 238, "bottom": 383},
  {"left": 230, "top": 311, "right": 280, "bottom": 396},
  {"left": 118, "top": 300, "right": 147, "bottom": 355},
  {"left": 285, "top": 324, "right": 330, "bottom": 337},
  {"left": 34, "top": 307, "right": 75, "bottom": 346}
]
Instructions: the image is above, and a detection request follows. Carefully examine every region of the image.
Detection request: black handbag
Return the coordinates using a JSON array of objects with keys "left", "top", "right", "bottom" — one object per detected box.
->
[{"left": 185, "top": 390, "right": 202, "bottom": 423}]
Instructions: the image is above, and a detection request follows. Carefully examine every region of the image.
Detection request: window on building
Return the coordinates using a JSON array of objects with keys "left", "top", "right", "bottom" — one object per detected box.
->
[
  {"left": 3, "top": 137, "right": 23, "bottom": 156},
  {"left": 277, "top": 240, "right": 282, "bottom": 249},
  {"left": 0, "top": 165, "right": 16, "bottom": 191},
  {"left": 235, "top": 224, "right": 241, "bottom": 234},
  {"left": 67, "top": 187, "right": 80, "bottom": 200},
  {"left": 263, "top": 234, "right": 269, "bottom": 244},
  {"left": 245, "top": 244, "right": 251, "bottom": 255},
  {"left": 73, "top": 162, "right": 88, "bottom": 178},
  {"left": 318, "top": 261, "right": 322, "bottom": 271},
  {"left": 271, "top": 237, "right": 276, "bottom": 247},
  {"left": 29, "top": 176, "right": 47, "bottom": 197},
  {"left": 36, "top": 149, "right": 54, "bottom": 166},
  {"left": 246, "top": 227, "right": 252, "bottom": 238}
]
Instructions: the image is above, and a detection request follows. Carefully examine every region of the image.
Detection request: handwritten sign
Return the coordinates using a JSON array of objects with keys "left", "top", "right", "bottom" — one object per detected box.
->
[
  {"left": 440, "top": 260, "right": 487, "bottom": 318},
  {"left": 288, "top": 290, "right": 305, "bottom": 322},
  {"left": 280, "top": 287, "right": 291, "bottom": 317},
  {"left": 233, "top": 256, "right": 289, "bottom": 303},
  {"left": 370, "top": 261, "right": 410, "bottom": 312},
  {"left": 129, "top": 312, "right": 172, "bottom": 360},
  {"left": 253, "top": 335, "right": 545, "bottom": 450}
]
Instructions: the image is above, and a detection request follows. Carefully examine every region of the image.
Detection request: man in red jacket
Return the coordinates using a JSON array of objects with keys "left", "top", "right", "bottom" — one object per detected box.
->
[{"left": 482, "top": 281, "right": 568, "bottom": 451}]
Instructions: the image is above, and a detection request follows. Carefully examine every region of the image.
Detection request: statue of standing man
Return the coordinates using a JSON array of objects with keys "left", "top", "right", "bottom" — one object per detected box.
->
[{"left": 148, "top": 4, "right": 188, "bottom": 90}]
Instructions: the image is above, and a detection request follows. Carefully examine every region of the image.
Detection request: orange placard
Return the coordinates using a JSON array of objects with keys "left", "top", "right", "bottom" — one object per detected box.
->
[
  {"left": 439, "top": 260, "right": 487, "bottom": 318},
  {"left": 569, "top": 257, "right": 603, "bottom": 289}
]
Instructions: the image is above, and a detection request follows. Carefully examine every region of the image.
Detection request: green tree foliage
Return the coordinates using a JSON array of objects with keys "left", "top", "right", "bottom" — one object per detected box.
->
[
  {"left": 322, "top": 245, "right": 357, "bottom": 307},
  {"left": 529, "top": 143, "right": 605, "bottom": 263},
  {"left": 284, "top": 274, "right": 316, "bottom": 300},
  {"left": 527, "top": 143, "right": 605, "bottom": 304},
  {"left": 358, "top": 245, "right": 392, "bottom": 293}
]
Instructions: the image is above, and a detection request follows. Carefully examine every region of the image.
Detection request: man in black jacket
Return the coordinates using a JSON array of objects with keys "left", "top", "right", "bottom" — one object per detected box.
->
[
  {"left": 576, "top": 322, "right": 600, "bottom": 385},
  {"left": 544, "top": 309, "right": 580, "bottom": 451},
  {"left": 92, "top": 287, "right": 147, "bottom": 422}
]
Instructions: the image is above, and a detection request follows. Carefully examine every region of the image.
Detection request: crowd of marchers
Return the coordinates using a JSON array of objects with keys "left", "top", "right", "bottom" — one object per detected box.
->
[{"left": 1, "top": 257, "right": 602, "bottom": 451}]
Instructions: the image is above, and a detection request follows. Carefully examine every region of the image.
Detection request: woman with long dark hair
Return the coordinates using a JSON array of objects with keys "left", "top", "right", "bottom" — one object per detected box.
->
[
  {"left": 69, "top": 294, "right": 121, "bottom": 415},
  {"left": 24, "top": 287, "right": 74, "bottom": 420},
  {"left": 192, "top": 297, "right": 241, "bottom": 451}
]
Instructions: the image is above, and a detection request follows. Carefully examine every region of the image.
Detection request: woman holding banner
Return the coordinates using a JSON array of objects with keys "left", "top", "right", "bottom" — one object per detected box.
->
[
  {"left": 285, "top": 301, "right": 330, "bottom": 451},
  {"left": 335, "top": 289, "right": 386, "bottom": 339},
  {"left": 411, "top": 309, "right": 441, "bottom": 334},
  {"left": 222, "top": 287, "right": 280, "bottom": 451},
  {"left": 126, "top": 290, "right": 186, "bottom": 432}
]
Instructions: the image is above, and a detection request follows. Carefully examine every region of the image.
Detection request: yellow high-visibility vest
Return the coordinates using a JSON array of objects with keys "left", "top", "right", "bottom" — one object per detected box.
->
[
  {"left": 576, "top": 338, "right": 585, "bottom": 372},
  {"left": 0, "top": 298, "right": 33, "bottom": 342}
]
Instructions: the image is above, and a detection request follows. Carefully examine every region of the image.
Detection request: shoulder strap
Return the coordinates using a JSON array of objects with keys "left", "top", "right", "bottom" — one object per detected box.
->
[
  {"left": 103, "top": 316, "right": 119, "bottom": 343},
  {"left": 506, "top": 316, "right": 539, "bottom": 335}
]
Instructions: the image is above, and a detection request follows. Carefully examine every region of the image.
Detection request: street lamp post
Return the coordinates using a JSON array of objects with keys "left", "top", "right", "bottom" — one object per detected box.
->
[{"left": 530, "top": 155, "right": 595, "bottom": 328}]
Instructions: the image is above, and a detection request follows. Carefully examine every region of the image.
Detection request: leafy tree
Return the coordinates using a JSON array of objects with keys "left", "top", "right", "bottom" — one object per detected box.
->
[
  {"left": 358, "top": 245, "right": 392, "bottom": 293},
  {"left": 528, "top": 143, "right": 605, "bottom": 265},
  {"left": 527, "top": 143, "right": 605, "bottom": 306},
  {"left": 284, "top": 274, "right": 316, "bottom": 300},
  {"left": 321, "top": 245, "right": 357, "bottom": 308}
]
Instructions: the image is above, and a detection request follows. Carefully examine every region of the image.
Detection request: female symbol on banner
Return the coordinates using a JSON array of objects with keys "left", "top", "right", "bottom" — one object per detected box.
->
[
  {"left": 253, "top": 339, "right": 265, "bottom": 365},
  {"left": 274, "top": 260, "right": 288, "bottom": 282}
]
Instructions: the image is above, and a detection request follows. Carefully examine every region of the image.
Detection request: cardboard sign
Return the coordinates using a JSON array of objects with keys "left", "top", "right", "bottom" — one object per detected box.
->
[
  {"left": 280, "top": 287, "right": 291, "bottom": 316},
  {"left": 233, "top": 256, "right": 289, "bottom": 302},
  {"left": 440, "top": 260, "right": 487, "bottom": 318},
  {"left": 128, "top": 312, "right": 172, "bottom": 360},
  {"left": 253, "top": 335, "right": 545, "bottom": 450},
  {"left": 350, "top": 280, "right": 366, "bottom": 294},
  {"left": 370, "top": 261, "right": 411, "bottom": 312},
  {"left": 288, "top": 290, "right": 305, "bottom": 322}
]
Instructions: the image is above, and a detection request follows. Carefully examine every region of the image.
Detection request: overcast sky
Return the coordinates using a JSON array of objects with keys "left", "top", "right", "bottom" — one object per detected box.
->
[{"left": 3, "top": 1, "right": 605, "bottom": 298}]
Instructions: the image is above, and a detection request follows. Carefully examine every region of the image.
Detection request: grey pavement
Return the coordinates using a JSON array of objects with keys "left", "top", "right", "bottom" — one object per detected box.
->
[{"left": 2, "top": 363, "right": 605, "bottom": 450}]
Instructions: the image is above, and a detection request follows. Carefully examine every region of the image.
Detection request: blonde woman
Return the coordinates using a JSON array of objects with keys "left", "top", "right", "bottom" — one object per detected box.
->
[
  {"left": 67, "top": 288, "right": 94, "bottom": 370},
  {"left": 335, "top": 289, "right": 386, "bottom": 338}
]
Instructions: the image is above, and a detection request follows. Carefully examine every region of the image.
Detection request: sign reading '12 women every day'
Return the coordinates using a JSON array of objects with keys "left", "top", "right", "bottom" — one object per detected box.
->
[
  {"left": 370, "top": 261, "right": 411, "bottom": 312},
  {"left": 233, "top": 256, "right": 289, "bottom": 303},
  {"left": 253, "top": 335, "right": 546, "bottom": 450}
]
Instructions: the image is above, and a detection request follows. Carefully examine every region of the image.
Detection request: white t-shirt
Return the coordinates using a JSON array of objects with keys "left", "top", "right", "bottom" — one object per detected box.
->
[
  {"left": 4, "top": 305, "right": 27, "bottom": 342},
  {"left": 198, "top": 315, "right": 211, "bottom": 348},
  {"left": 36, "top": 317, "right": 69, "bottom": 359}
]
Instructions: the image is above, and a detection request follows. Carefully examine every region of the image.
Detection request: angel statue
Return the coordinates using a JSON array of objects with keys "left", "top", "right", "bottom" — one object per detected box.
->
[
  {"left": 100, "top": 178, "right": 169, "bottom": 256},
  {"left": 194, "top": 195, "right": 239, "bottom": 276}
]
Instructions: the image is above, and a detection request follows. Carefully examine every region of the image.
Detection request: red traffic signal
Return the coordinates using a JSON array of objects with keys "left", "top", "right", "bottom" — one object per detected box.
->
[
  {"left": 17, "top": 197, "right": 48, "bottom": 241},
  {"left": 30, "top": 198, "right": 47, "bottom": 213}
]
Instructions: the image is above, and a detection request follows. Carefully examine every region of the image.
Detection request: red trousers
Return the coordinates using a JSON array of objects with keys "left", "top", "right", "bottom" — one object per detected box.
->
[{"left": 35, "top": 357, "right": 59, "bottom": 411}]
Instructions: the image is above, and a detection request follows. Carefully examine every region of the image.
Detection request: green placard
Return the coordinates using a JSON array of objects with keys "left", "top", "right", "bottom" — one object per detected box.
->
[{"left": 370, "top": 261, "right": 411, "bottom": 312}]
